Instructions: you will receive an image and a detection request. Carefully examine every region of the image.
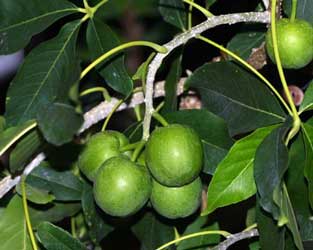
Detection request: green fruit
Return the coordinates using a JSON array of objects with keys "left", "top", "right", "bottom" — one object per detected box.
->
[
  {"left": 266, "top": 18, "right": 313, "bottom": 69},
  {"left": 78, "top": 131, "right": 129, "bottom": 181},
  {"left": 94, "top": 156, "right": 151, "bottom": 217},
  {"left": 150, "top": 177, "right": 202, "bottom": 219},
  {"left": 146, "top": 124, "right": 203, "bottom": 187}
]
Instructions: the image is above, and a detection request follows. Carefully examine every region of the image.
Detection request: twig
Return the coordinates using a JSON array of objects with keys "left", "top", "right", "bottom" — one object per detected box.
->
[
  {"left": 211, "top": 228, "right": 259, "bottom": 250},
  {"left": 142, "top": 11, "right": 270, "bottom": 140},
  {"left": 0, "top": 11, "right": 271, "bottom": 199}
]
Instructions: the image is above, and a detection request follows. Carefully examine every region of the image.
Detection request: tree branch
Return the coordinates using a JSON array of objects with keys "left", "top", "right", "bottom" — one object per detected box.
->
[{"left": 0, "top": 11, "right": 270, "bottom": 199}]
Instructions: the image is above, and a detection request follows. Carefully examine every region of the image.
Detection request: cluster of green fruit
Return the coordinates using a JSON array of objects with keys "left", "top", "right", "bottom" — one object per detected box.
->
[
  {"left": 266, "top": 18, "right": 313, "bottom": 69},
  {"left": 78, "top": 124, "right": 204, "bottom": 219}
]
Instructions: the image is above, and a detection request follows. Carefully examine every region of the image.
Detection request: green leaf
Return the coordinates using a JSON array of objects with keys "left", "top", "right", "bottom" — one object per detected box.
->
[
  {"left": 299, "top": 81, "right": 313, "bottom": 113},
  {"left": 162, "top": 48, "right": 183, "bottom": 113},
  {"left": 286, "top": 134, "right": 313, "bottom": 241},
  {"left": 0, "top": 0, "right": 78, "bottom": 54},
  {"left": 0, "top": 195, "right": 32, "bottom": 250},
  {"left": 254, "top": 123, "right": 290, "bottom": 219},
  {"left": 86, "top": 18, "right": 133, "bottom": 96},
  {"left": 37, "top": 102, "right": 83, "bottom": 146},
  {"left": 283, "top": 0, "right": 313, "bottom": 24},
  {"left": 30, "top": 202, "right": 81, "bottom": 229},
  {"left": 301, "top": 123, "right": 313, "bottom": 209},
  {"left": 37, "top": 222, "right": 86, "bottom": 250},
  {"left": 185, "top": 61, "right": 286, "bottom": 136},
  {"left": 26, "top": 162, "right": 83, "bottom": 201},
  {"left": 5, "top": 20, "right": 81, "bottom": 126},
  {"left": 177, "top": 216, "right": 220, "bottom": 250},
  {"left": 159, "top": 0, "right": 187, "bottom": 30},
  {"left": 82, "top": 182, "right": 114, "bottom": 243},
  {"left": 16, "top": 181, "right": 55, "bottom": 204},
  {"left": 0, "top": 120, "right": 36, "bottom": 156},
  {"left": 206, "top": 0, "right": 217, "bottom": 9},
  {"left": 227, "top": 28, "right": 265, "bottom": 60},
  {"left": 132, "top": 211, "right": 174, "bottom": 250},
  {"left": 202, "top": 125, "right": 277, "bottom": 216},
  {"left": 9, "top": 130, "right": 43, "bottom": 173},
  {"left": 0, "top": 116, "right": 5, "bottom": 132},
  {"left": 132, "top": 52, "right": 156, "bottom": 82},
  {"left": 165, "top": 109, "right": 233, "bottom": 174}
]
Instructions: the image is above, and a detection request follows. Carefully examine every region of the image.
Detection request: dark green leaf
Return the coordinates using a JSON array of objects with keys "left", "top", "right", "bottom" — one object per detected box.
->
[
  {"left": 162, "top": 48, "right": 183, "bottom": 113},
  {"left": 256, "top": 202, "right": 285, "bottom": 250},
  {"left": 185, "top": 61, "right": 286, "bottom": 136},
  {"left": 37, "top": 222, "right": 86, "bottom": 250},
  {"left": 132, "top": 212, "right": 174, "bottom": 250},
  {"left": 159, "top": 0, "right": 187, "bottom": 30},
  {"left": 86, "top": 18, "right": 133, "bottom": 96},
  {"left": 37, "top": 102, "right": 83, "bottom": 146},
  {"left": 299, "top": 81, "right": 313, "bottom": 113},
  {"left": 0, "top": 0, "right": 78, "bottom": 54},
  {"left": 202, "top": 125, "right": 277, "bottom": 216},
  {"left": 132, "top": 52, "right": 156, "bottom": 82},
  {"left": 0, "top": 195, "right": 32, "bottom": 250},
  {"left": 177, "top": 216, "right": 220, "bottom": 250},
  {"left": 165, "top": 109, "right": 233, "bottom": 174},
  {"left": 82, "top": 182, "right": 114, "bottom": 243},
  {"left": 0, "top": 120, "right": 36, "bottom": 156},
  {"left": 26, "top": 162, "right": 83, "bottom": 201},
  {"left": 286, "top": 133, "right": 313, "bottom": 241},
  {"left": 254, "top": 123, "right": 290, "bottom": 219},
  {"left": 0, "top": 116, "right": 5, "bottom": 132},
  {"left": 283, "top": 0, "right": 313, "bottom": 24},
  {"left": 124, "top": 122, "right": 143, "bottom": 143},
  {"left": 5, "top": 20, "right": 81, "bottom": 126},
  {"left": 206, "top": 0, "right": 217, "bottom": 9},
  {"left": 16, "top": 181, "right": 55, "bottom": 204},
  {"left": 10, "top": 129, "right": 43, "bottom": 173}
]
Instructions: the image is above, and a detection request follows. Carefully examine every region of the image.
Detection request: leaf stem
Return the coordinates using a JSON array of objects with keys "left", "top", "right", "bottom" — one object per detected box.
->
[
  {"left": 156, "top": 230, "right": 231, "bottom": 250},
  {"left": 196, "top": 35, "right": 292, "bottom": 116},
  {"left": 80, "top": 41, "right": 167, "bottom": 80},
  {"left": 134, "top": 105, "right": 142, "bottom": 122},
  {"left": 101, "top": 99, "right": 124, "bottom": 131},
  {"left": 21, "top": 176, "right": 38, "bottom": 250},
  {"left": 131, "top": 140, "right": 146, "bottom": 162},
  {"left": 71, "top": 217, "right": 77, "bottom": 238},
  {"left": 80, "top": 87, "right": 111, "bottom": 101},
  {"left": 271, "top": 0, "right": 301, "bottom": 142},
  {"left": 120, "top": 141, "right": 143, "bottom": 152},
  {"left": 183, "top": 0, "right": 213, "bottom": 18},
  {"left": 187, "top": 0, "right": 194, "bottom": 29},
  {"left": 152, "top": 112, "right": 169, "bottom": 127},
  {"left": 290, "top": 0, "right": 298, "bottom": 22}
]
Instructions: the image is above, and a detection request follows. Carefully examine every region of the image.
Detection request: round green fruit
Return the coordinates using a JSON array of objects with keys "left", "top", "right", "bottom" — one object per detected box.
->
[
  {"left": 266, "top": 18, "right": 313, "bottom": 69},
  {"left": 78, "top": 131, "right": 129, "bottom": 181},
  {"left": 145, "top": 124, "right": 203, "bottom": 187},
  {"left": 150, "top": 177, "right": 202, "bottom": 219},
  {"left": 94, "top": 156, "right": 151, "bottom": 217}
]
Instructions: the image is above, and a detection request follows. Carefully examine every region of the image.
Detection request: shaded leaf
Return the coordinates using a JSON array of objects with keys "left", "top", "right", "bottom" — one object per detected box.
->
[
  {"left": 299, "top": 81, "right": 313, "bottom": 114},
  {"left": 9, "top": 129, "right": 43, "bottom": 173},
  {"left": 5, "top": 20, "right": 81, "bottom": 126},
  {"left": 165, "top": 109, "right": 233, "bottom": 174},
  {"left": 159, "top": 0, "right": 187, "bottom": 30},
  {"left": 0, "top": 0, "right": 78, "bottom": 54},
  {"left": 283, "top": 0, "right": 313, "bottom": 24},
  {"left": 87, "top": 18, "right": 133, "bottom": 96},
  {"left": 206, "top": 0, "right": 217, "bottom": 9},
  {"left": 132, "top": 52, "right": 156, "bottom": 82},
  {"left": 132, "top": 211, "right": 174, "bottom": 250},
  {"left": 124, "top": 122, "right": 143, "bottom": 143},
  {"left": 26, "top": 162, "right": 83, "bottom": 201},
  {"left": 185, "top": 61, "right": 286, "bottom": 136},
  {"left": 82, "top": 182, "right": 114, "bottom": 243},
  {"left": 37, "top": 102, "right": 83, "bottom": 146},
  {"left": 0, "top": 120, "right": 36, "bottom": 156},
  {"left": 202, "top": 125, "right": 277, "bottom": 216},
  {"left": 0, "top": 195, "right": 32, "bottom": 250},
  {"left": 0, "top": 116, "right": 5, "bottom": 132},
  {"left": 37, "top": 222, "right": 86, "bottom": 250}
]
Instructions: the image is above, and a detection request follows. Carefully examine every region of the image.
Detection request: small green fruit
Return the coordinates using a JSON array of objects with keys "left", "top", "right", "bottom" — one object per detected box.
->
[
  {"left": 78, "top": 131, "right": 129, "bottom": 181},
  {"left": 146, "top": 124, "right": 203, "bottom": 187},
  {"left": 150, "top": 177, "right": 202, "bottom": 219},
  {"left": 94, "top": 156, "right": 151, "bottom": 217},
  {"left": 266, "top": 18, "right": 313, "bottom": 69}
]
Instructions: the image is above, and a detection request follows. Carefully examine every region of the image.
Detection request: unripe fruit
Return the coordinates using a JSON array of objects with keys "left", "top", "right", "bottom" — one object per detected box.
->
[
  {"left": 150, "top": 177, "right": 202, "bottom": 219},
  {"left": 78, "top": 131, "right": 129, "bottom": 181},
  {"left": 94, "top": 156, "right": 151, "bottom": 217},
  {"left": 266, "top": 18, "right": 313, "bottom": 69},
  {"left": 145, "top": 124, "right": 203, "bottom": 187}
]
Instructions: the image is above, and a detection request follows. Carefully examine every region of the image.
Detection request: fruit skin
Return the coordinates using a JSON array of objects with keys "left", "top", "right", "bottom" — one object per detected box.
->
[
  {"left": 145, "top": 124, "right": 203, "bottom": 187},
  {"left": 150, "top": 177, "right": 202, "bottom": 219},
  {"left": 93, "top": 156, "right": 151, "bottom": 217},
  {"left": 266, "top": 18, "right": 313, "bottom": 69},
  {"left": 78, "top": 131, "right": 129, "bottom": 181}
]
